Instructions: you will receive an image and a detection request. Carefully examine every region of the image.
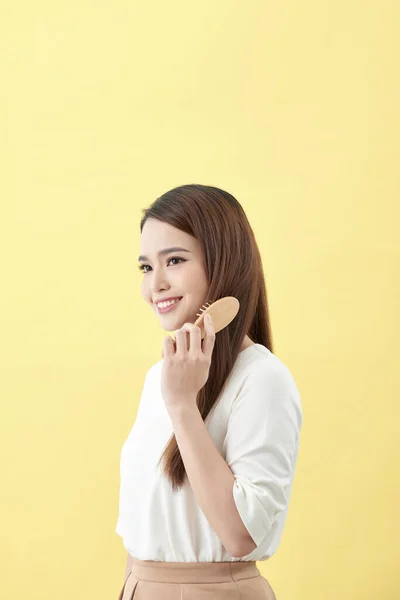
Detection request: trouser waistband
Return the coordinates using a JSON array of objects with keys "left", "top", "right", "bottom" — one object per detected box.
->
[{"left": 130, "top": 558, "right": 260, "bottom": 584}]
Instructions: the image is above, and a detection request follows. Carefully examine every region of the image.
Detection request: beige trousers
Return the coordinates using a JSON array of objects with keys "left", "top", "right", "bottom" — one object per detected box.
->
[{"left": 118, "top": 557, "right": 277, "bottom": 599}]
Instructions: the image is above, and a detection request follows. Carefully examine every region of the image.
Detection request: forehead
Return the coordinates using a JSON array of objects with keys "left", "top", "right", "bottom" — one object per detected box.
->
[{"left": 139, "top": 219, "right": 199, "bottom": 256}]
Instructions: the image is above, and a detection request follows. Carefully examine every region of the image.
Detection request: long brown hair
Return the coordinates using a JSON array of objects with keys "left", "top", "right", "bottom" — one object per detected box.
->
[{"left": 140, "top": 184, "right": 274, "bottom": 492}]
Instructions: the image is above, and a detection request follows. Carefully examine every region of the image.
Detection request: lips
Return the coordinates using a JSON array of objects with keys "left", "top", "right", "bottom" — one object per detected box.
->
[
  {"left": 156, "top": 297, "right": 183, "bottom": 314},
  {"left": 154, "top": 296, "right": 182, "bottom": 304}
]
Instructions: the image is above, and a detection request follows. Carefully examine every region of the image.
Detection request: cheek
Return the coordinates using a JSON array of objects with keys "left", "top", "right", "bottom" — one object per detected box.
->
[
  {"left": 184, "top": 266, "right": 207, "bottom": 288},
  {"left": 193, "top": 273, "right": 209, "bottom": 297}
]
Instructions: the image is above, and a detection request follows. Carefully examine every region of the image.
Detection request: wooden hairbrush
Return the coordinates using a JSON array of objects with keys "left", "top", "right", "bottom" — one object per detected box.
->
[{"left": 171, "top": 296, "right": 240, "bottom": 345}]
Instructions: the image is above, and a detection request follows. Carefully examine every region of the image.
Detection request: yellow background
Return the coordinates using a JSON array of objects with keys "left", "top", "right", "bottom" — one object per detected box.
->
[{"left": 1, "top": 2, "right": 398, "bottom": 599}]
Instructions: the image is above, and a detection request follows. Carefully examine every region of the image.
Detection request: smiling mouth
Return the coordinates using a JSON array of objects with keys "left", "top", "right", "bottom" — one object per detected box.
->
[{"left": 156, "top": 297, "right": 183, "bottom": 313}]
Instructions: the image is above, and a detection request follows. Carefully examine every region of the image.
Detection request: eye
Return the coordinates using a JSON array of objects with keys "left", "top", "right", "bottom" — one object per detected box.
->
[{"left": 137, "top": 256, "right": 186, "bottom": 274}]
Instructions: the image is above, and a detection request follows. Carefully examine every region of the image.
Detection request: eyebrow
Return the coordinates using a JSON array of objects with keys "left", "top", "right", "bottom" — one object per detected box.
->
[{"left": 138, "top": 247, "right": 192, "bottom": 262}]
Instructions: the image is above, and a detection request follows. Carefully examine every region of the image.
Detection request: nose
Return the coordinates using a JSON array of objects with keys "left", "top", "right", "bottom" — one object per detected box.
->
[{"left": 148, "top": 269, "right": 171, "bottom": 300}]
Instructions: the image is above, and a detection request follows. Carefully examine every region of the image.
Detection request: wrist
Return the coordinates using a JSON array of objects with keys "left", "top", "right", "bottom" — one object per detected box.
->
[{"left": 165, "top": 398, "right": 199, "bottom": 419}]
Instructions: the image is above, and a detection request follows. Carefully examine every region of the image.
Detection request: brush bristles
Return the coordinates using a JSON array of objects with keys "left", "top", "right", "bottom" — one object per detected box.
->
[{"left": 196, "top": 300, "right": 212, "bottom": 318}]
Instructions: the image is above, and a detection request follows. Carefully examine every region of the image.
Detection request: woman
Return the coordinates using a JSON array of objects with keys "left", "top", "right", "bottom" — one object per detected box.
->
[{"left": 116, "top": 184, "right": 303, "bottom": 599}]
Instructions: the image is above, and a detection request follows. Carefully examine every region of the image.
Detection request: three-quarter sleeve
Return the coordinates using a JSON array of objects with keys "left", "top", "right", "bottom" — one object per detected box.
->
[{"left": 225, "top": 361, "right": 303, "bottom": 553}]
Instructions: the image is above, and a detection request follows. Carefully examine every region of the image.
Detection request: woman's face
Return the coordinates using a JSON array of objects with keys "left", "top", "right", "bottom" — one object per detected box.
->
[{"left": 139, "top": 218, "right": 210, "bottom": 331}]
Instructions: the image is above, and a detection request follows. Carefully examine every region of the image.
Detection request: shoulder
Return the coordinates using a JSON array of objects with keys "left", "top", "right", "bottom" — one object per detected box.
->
[
  {"left": 144, "top": 359, "right": 163, "bottom": 382},
  {"left": 232, "top": 346, "right": 303, "bottom": 418},
  {"left": 234, "top": 345, "right": 295, "bottom": 390}
]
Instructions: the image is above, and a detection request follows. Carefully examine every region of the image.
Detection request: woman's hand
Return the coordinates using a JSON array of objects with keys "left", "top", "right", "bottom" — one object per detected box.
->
[{"left": 161, "top": 314, "right": 216, "bottom": 412}]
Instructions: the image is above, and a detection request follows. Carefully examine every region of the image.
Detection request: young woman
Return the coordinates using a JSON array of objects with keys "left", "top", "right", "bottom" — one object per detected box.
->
[{"left": 116, "top": 184, "right": 303, "bottom": 599}]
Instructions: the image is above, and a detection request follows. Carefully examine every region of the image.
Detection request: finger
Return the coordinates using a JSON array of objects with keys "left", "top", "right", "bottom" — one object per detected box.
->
[
  {"left": 163, "top": 335, "right": 174, "bottom": 359},
  {"left": 202, "top": 314, "right": 216, "bottom": 358},
  {"left": 182, "top": 323, "right": 202, "bottom": 355},
  {"left": 175, "top": 327, "right": 189, "bottom": 357}
]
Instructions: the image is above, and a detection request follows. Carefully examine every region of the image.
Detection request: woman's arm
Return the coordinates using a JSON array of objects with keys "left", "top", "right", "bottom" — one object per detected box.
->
[{"left": 167, "top": 403, "right": 257, "bottom": 558}]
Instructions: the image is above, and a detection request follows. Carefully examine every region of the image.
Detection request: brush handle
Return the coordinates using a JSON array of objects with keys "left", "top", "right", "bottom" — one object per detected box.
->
[{"left": 171, "top": 296, "right": 240, "bottom": 344}]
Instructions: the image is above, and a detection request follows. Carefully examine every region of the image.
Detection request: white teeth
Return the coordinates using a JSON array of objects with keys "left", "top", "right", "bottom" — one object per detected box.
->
[{"left": 157, "top": 298, "right": 181, "bottom": 308}]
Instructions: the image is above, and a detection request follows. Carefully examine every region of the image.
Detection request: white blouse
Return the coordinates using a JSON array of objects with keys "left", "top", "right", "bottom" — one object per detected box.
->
[{"left": 116, "top": 343, "right": 303, "bottom": 562}]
